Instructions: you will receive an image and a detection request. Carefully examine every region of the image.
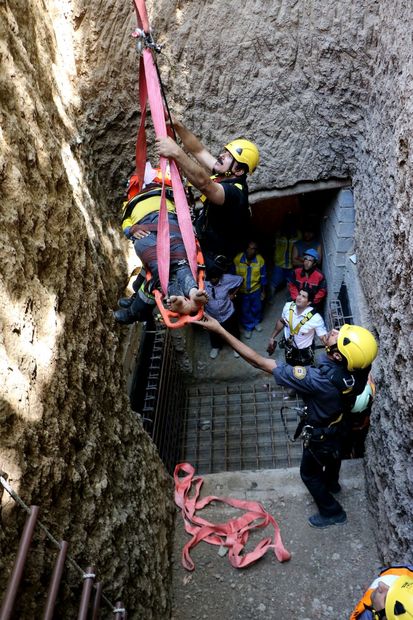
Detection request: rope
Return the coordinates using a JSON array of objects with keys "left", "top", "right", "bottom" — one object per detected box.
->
[
  {"left": 0, "top": 473, "right": 120, "bottom": 614},
  {"left": 174, "top": 463, "right": 291, "bottom": 571}
]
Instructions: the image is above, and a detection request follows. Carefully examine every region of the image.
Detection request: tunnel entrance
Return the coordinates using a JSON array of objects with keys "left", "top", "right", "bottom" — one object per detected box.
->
[{"left": 131, "top": 183, "right": 364, "bottom": 475}]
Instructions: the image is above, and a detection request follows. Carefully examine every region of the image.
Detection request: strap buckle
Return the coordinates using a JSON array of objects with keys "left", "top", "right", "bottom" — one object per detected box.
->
[
  {"left": 132, "top": 28, "right": 163, "bottom": 54},
  {"left": 302, "top": 425, "right": 314, "bottom": 448}
]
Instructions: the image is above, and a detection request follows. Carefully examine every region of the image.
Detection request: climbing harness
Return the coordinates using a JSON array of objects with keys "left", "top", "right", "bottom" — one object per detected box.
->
[
  {"left": 287, "top": 302, "right": 313, "bottom": 335},
  {"left": 128, "top": 0, "right": 205, "bottom": 328},
  {"left": 174, "top": 463, "right": 291, "bottom": 571}
]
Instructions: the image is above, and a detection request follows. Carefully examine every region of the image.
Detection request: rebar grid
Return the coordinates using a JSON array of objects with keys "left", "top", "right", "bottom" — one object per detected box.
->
[
  {"left": 141, "top": 326, "right": 187, "bottom": 473},
  {"left": 328, "top": 299, "right": 353, "bottom": 329},
  {"left": 180, "top": 383, "right": 303, "bottom": 474}
]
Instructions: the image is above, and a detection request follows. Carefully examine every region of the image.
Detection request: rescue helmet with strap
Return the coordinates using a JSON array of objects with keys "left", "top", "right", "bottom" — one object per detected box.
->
[
  {"left": 385, "top": 575, "right": 413, "bottom": 619},
  {"left": 337, "top": 324, "right": 378, "bottom": 371},
  {"left": 224, "top": 139, "right": 260, "bottom": 174}
]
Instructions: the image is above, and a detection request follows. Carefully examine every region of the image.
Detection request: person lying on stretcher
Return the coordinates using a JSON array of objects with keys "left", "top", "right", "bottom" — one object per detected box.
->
[{"left": 113, "top": 164, "right": 208, "bottom": 325}]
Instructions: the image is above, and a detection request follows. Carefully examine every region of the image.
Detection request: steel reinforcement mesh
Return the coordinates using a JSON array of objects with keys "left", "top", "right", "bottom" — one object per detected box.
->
[
  {"left": 141, "top": 326, "right": 187, "bottom": 473},
  {"left": 179, "top": 383, "right": 304, "bottom": 474}
]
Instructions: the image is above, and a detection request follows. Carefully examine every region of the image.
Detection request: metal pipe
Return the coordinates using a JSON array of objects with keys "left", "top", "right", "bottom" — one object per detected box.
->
[
  {"left": 114, "top": 600, "right": 127, "bottom": 619},
  {"left": 43, "top": 540, "right": 69, "bottom": 620},
  {"left": 91, "top": 582, "right": 102, "bottom": 620},
  {"left": 0, "top": 505, "right": 40, "bottom": 620},
  {"left": 77, "top": 566, "right": 95, "bottom": 620}
]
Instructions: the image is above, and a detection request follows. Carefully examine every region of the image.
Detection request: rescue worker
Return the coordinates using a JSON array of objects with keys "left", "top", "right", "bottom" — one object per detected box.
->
[
  {"left": 288, "top": 248, "right": 327, "bottom": 310},
  {"left": 233, "top": 241, "right": 267, "bottom": 338},
  {"left": 267, "top": 286, "right": 327, "bottom": 366},
  {"left": 350, "top": 565, "right": 413, "bottom": 619},
  {"left": 155, "top": 119, "right": 259, "bottom": 273},
  {"left": 193, "top": 314, "right": 378, "bottom": 528},
  {"left": 268, "top": 212, "right": 300, "bottom": 301},
  {"left": 114, "top": 165, "right": 207, "bottom": 324}
]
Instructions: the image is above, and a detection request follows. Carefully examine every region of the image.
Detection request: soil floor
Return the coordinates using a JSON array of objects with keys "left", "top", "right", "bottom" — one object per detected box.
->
[{"left": 171, "top": 288, "right": 381, "bottom": 619}]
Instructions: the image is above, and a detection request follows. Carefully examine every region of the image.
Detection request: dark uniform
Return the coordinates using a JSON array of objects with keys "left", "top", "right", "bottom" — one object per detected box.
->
[
  {"left": 195, "top": 176, "right": 250, "bottom": 273},
  {"left": 272, "top": 355, "right": 369, "bottom": 517}
]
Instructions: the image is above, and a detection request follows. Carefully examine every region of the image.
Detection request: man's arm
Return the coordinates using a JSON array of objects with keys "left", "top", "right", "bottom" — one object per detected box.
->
[
  {"left": 288, "top": 278, "right": 299, "bottom": 300},
  {"left": 172, "top": 118, "right": 217, "bottom": 171},
  {"left": 313, "top": 275, "right": 327, "bottom": 305},
  {"left": 291, "top": 243, "right": 302, "bottom": 267},
  {"left": 267, "top": 318, "right": 285, "bottom": 354},
  {"left": 156, "top": 136, "right": 226, "bottom": 205},
  {"left": 193, "top": 315, "right": 277, "bottom": 374}
]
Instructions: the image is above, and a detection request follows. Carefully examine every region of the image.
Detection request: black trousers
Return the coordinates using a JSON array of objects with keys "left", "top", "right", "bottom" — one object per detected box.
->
[
  {"left": 209, "top": 311, "right": 240, "bottom": 349},
  {"left": 300, "top": 438, "right": 344, "bottom": 517}
]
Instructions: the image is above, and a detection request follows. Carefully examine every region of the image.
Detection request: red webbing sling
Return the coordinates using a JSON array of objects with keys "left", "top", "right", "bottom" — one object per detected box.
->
[
  {"left": 132, "top": 1, "right": 202, "bottom": 328},
  {"left": 174, "top": 463, "right": 291, "bottom": 571}
]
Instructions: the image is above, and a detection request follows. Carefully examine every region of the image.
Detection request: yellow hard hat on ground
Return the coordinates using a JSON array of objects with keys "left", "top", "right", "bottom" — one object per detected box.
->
[
  {"left": 385, "top": 575, "right": 413, "bottom": 619},
  {"left": 224, "top": 139, "right": 260, "bottom": 173},
  {"left": 337, "top": 324, "right": 378, "bottom": 371}
]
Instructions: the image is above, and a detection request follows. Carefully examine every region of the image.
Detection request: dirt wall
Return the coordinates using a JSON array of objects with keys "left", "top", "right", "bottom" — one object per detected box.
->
[
  {"left": 0, "top": 1, "right": 173, "bottom": 617},
  {"left": 353, "top": 1, "right": 413, "bottom": 562}
]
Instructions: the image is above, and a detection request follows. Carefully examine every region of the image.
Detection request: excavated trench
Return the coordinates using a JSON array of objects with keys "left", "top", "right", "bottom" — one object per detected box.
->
[{"left": 132, "top": 183, "right": 361, "bottom": 477}]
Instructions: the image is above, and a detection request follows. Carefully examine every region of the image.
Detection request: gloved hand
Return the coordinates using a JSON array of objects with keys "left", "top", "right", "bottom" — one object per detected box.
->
[{"left": 267, "top": 338, "right": 277, "bottom": 355}]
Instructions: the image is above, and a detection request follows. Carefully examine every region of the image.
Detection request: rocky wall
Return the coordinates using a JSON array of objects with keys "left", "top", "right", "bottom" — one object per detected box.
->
[
  {"left": 0, "top": 1, "right": 173, "bottom": 617},
  {"left": 353, "top": 0, "right": 413, "bottom": 562}
]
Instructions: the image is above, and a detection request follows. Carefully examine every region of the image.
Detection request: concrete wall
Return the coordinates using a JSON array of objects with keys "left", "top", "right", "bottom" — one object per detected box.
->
[
  {"left": 322, "top": 187, "right": 355, "bottom": 299},
  {"left": 352, "top": 1, "right": 413, "bottom": 562}
]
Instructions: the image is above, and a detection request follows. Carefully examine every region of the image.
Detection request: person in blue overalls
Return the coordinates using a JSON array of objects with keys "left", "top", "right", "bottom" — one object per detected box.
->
[
  {"left": 194, "top": 314, "right": 378, "bottom": 529},
  {"left": 233, "top": 241, "right": 267, "bottom": 338}
]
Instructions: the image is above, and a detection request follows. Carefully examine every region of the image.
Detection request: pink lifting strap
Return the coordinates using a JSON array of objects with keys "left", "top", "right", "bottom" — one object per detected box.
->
[
  {"left": 132, "top": 0, "right": 198, "bottom": 296},
  {"left": 174, "top": 463, "right": 291, "bottom": 571}
]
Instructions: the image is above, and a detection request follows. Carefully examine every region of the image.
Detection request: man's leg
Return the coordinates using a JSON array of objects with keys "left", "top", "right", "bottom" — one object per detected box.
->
[
  {"left": 221, "top": 311, "right": 240, "bottom": 340},
  {"left": 239, "top": 293, "right": 255, "bottom": 334},
  {"left": 114, "top": 289, "right": 154, "bottom": 324},
  {"left": 248, "top": 290, "right": 263, "bottom": 329},
  {"left": 300, "top": 443, "right": 345, "bottom": 517}
]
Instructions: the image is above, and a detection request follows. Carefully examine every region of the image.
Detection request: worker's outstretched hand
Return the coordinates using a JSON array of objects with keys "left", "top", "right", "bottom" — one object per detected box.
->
[
  {"left": 266, "top": 339, "right": 277, "bottom": 356},
  {"left": 192, "top": 313, "right": 220, "bottom": 332}
]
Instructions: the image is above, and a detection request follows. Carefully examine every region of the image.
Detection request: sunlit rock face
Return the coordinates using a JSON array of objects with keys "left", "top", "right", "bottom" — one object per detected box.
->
[{"left": 0, "top": 1, "right": 173, "bottom": 617}]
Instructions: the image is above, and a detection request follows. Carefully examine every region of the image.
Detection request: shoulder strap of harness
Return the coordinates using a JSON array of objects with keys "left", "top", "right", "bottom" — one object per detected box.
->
[{"left": 288, "top": 302, "right": 313, "bottom": 335}]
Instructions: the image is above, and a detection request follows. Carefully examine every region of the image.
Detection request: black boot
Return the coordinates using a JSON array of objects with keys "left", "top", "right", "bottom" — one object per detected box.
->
[
  {"left": 118, "top": 294, "right": 136, "bottom": 308},
  {"left": 113, "top": 308, "right": 136, "bottom": 325}
]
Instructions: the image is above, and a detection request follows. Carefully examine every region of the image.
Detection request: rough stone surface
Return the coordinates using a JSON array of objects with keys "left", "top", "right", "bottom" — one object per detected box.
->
[
  {"left": 0, "top": 1, "right": 173, "bottom": 618},
  {"left": 352, "top": 1, "right": 413, "bottom": 564}
]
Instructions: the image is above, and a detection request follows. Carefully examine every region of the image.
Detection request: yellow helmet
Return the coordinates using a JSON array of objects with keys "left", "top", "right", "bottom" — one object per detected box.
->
[
  {"left": 224, "top": 139, "right": 260, "bottom": 173},
  {"left": 337, "top": 324, "right": 378, "bottom": 371},
  {"left": 385, "top": 575, "right": 413, "bottom": 620}
]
